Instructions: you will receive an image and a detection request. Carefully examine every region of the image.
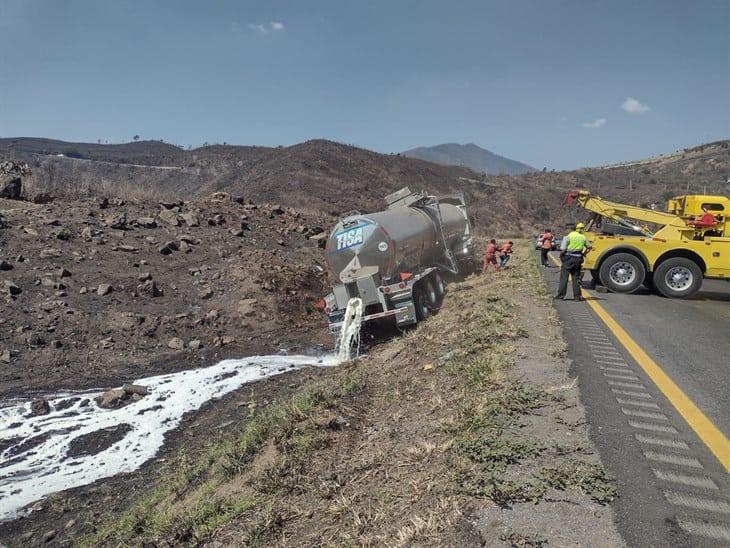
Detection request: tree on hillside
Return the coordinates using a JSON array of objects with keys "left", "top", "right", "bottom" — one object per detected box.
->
[{"left": 133, "top": 135, "right": 140, "bottom": 142}]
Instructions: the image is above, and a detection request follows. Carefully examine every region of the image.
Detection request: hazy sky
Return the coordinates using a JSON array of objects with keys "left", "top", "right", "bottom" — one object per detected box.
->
[{"left": 1, "top": 0, "right": 728, "bottom": 169}]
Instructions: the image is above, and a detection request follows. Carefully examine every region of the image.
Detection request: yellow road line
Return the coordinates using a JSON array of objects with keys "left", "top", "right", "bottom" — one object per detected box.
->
[{"left": 547, "top": 253, "right": 730, "bottom": 472}]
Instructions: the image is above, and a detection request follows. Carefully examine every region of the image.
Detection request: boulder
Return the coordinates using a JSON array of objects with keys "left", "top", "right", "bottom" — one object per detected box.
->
[
  {"left": 137, "top": 279, "right": 163, "bottom": 297},
  {"left": 0, "top": 349, "right": 10, "bottom": 363},
  {"left": 158, "top": 208, "right": 181, "bottom": 226},
  {"left": 80, "top": 226, "right": 94, "bottom": 241},
  {"left": 105, "top": 214, "right": 127, "bottom": 230},
  {"left": 95, "top": 388, "right": 126, "bottom": 409},
  {"left": 57, "top": 268, "right": 72, "bottom": 278},
  {"left": 40, "top": 248, "right": 62, "bottom": 258},
  {"left": 159, "top": 201, "right": 181, "bottom": 210},
  {"left": 122, "top": 383, "right": 148, "bottom": 396},
  {"left": 158, "top": 241, "right": 178, "bottom": 255},
  {"left": 168, "top": 337, "right": 185, "bottom": 350},
  {"left": 207, "top": 215, "right": 225, "bottom": 226},
  {"left": 0, "top": 175, "right": 22, "bottom": 200},
  {"left": 3, "top": 280, "right": 21, "bottom": 296},
  {"left": 180, "top": 212, "right": 200, "bottom": 227},
  {"left": 97, "top": 283, "right": 113, "bottom": 296},
  {"left": 136, "top": 217, "right": 157, "bottom": 228},
  {"left": 179, "top": 235, "right": 201, "bottom": 245},
  {"left": 0, "top": 260, "right": 13, "bottom": 271},
  {"left": 30, "top": 398, "right": 51, "bottom": 416},
  {"left": 199, "top": 288, "right": 214, "bottom": 300},
  {"left": 117, "top": 244, "right": 139, "bottom": 252},
  {"left": 188, "top": 339, "right": 202, "bottom": 350}
]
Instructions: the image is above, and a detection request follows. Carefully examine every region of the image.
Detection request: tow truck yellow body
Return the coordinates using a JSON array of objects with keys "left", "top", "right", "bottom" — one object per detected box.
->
[{"left": 565, "top": 190, "right": 730, "bottom": 298}]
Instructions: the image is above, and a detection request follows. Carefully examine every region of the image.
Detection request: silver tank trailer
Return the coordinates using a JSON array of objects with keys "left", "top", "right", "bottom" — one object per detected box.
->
[
  {"left": 325, "top": 200, "right": 469, "bottom": 284},
  {"left": 323, "top": 188, "right": 473, "bottom": 329}
]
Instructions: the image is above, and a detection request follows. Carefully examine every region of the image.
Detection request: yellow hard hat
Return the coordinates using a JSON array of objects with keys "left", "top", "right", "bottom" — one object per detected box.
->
[{"left": 575, "top": 222, "right": 585, "bottom": 230}]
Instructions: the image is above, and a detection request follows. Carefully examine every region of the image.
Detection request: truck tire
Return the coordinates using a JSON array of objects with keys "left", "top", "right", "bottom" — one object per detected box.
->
[
  {"left": 424, "top": 280, "right": 438, "bottom": 310},
  {"left": 432, "top": 272, "right": 445, "bottom": 305},
  {"left": 413, "top": 286, "right": 430, "bottom": 321},
  {"left": 598, "top": 253, "right": 645, "bottom": 294},
  {"left": 653, "top": 258, "right": 702, "bottom": 299}
]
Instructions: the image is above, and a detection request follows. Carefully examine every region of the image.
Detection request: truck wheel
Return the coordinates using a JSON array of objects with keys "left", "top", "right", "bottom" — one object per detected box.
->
[
  {"left": 424, "top": 280, "right": 438, "bottom": 309},
  {"left": 432, "top": 272, "right": 445, "bottom": 305},
  {"left": 413, "top": 286, "right": 430, "bottom": 321},
  {"left": 653, "top": 258, "right": 702, "bottom": 299},
  {"left": 598, "top": 253, "right": 645, "bottom": 294}
]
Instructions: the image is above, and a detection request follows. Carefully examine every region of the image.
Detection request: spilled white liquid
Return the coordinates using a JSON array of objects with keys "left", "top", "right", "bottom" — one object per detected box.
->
[{"left": 0, "top": 354, "right": 342, "bottom": 521}]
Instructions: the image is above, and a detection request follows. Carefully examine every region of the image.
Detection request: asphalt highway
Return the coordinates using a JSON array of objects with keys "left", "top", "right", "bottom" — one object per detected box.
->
[{"left": 540, "top": 253, "right": 730, "bottom": 547}]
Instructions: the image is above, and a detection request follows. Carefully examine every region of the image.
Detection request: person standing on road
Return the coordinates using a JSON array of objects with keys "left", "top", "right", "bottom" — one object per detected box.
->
[
  {"left": 554, "top": 223, "right": 591, "bottom": 301},
  {"left": 499, "top": 240, "right": 514, "bottom": 269},
  {"left": 539, "top": 228, "right": 554, "bottom": 267},
  {"left": 482, "top": 239, "right": 499, "bottom": 273}
]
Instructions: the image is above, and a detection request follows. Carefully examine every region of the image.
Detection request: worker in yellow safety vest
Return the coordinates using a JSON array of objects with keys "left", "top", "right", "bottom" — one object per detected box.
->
[{"left": 554, "top": 222, "right": 592, "bottom": 301}]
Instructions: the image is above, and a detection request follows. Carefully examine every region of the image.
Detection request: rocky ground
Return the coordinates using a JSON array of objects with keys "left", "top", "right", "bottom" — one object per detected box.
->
[
  {"left": 0, "top": 242, "right": 624, "bottom": 547},
  {"left": 0, "top": 190, "right": 335, "bottom": 399}
]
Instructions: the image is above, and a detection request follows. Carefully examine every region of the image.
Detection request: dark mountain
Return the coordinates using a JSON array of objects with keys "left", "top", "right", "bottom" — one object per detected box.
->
[{"left": 402, "top": 143, "right": 536, "bottom": 175}]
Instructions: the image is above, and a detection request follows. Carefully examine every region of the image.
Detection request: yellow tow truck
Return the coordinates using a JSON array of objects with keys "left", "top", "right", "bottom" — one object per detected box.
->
[{"left": 564, "top": 190, "right": 730, "bottom": 298}]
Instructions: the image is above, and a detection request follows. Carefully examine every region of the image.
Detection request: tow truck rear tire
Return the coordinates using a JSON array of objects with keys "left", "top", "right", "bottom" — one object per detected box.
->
[
  {"left": 653, "top": 258, "right": 702, "bottom": 299},
  {"left": 598, "top": 253, "right": 645, "bottom": 294},
  {"left": 413, "top": 286, "right": 430, "bottom": 321}
]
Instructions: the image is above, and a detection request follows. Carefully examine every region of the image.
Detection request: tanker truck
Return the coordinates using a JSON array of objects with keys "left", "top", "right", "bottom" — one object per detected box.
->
[{"left": 322, "top": 187, "right": 476, "bottom": 331}]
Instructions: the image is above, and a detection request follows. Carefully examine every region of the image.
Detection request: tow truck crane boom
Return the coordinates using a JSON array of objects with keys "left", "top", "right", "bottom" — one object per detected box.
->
[{"left": 564, "top": 190, "right": 693, "bottom": 238}]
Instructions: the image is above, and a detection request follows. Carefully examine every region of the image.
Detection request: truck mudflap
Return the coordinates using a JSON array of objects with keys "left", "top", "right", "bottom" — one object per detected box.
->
[{"left": 328, "top": 305, "right": 409, "bottom": 332}]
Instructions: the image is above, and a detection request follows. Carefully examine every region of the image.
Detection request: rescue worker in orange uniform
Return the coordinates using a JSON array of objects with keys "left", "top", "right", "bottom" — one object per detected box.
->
[
  {"left": 499, "top": 241, "right": 514, "bottom": 269},
  {"left": 538, "top": 229, "right": 554, "bottom": 267},
  {"left": 482, "top": 239, "right": 498, "bottom": 273}
]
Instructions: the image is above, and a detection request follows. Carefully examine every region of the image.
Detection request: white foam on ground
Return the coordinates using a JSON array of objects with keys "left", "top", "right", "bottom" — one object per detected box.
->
[{"left": 0, "top": 354, "right": 340, "bottom": 521}]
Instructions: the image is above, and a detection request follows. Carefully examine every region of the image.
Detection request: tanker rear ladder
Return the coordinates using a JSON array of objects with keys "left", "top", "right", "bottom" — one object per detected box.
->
[{"left": 434, "top": 200, "right": 459, "bottom": 275}]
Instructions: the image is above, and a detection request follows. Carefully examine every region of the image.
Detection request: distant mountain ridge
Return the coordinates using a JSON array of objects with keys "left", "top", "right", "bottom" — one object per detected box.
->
[{"left": 402, "top": 143, "right": 536, "bottom": 175}]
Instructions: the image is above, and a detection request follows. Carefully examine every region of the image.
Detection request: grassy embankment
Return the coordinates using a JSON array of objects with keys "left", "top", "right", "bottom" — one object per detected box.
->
[{"left": 83, "top": 241, "right": 614, "bottom": 547}]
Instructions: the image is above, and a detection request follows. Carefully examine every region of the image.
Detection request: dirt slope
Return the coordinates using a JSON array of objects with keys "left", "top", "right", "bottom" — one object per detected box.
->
[
  {"left": 0, "top": 243, "right": 624, "bottom": 546},
  {"left": 0, "top": 192, "right": 333, "bottom": 398}
]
